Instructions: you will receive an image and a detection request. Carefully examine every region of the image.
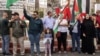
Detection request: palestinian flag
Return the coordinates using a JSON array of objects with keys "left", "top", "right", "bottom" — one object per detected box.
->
[
  {"left": 78, "top": 0, "right": 90, "bottom": 14},
  {"left": 53, "top": 0, "right": 71, "bottom": 33},
  {"left": 6, "top": 0, "right": 18, "bottom": 9},
  {"left": 77, "top": 0, "right": 90, "bottom": 20},
  {"left": 71, "top": 0, "right": 79, "bottom": 23}
]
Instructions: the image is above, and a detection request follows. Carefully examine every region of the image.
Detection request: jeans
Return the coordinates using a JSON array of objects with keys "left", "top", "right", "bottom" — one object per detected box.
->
[
  {"left": 29, "top": 33, "right": 40, "bottom": 55},
  {"left": 2, "top": 35, "right": 10, "bottom": 53},
  {"left": 72, "top": 33, "right": 81, "bottom": 52}
]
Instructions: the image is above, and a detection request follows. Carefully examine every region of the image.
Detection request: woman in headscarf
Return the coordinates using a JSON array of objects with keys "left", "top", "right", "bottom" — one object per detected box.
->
[{"left": 81, "top": 14, "right": 95, "bottom": 55}]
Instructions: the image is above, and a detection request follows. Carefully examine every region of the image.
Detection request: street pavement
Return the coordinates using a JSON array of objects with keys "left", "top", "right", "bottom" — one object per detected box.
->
[{"left": 0, "top": 52, "right": 100, "bottom": 56}]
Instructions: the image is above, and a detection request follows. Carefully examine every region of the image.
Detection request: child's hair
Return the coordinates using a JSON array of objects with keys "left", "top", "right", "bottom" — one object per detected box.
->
[{"left": 45, "top": 28, "right": 51, "bottom": 34}]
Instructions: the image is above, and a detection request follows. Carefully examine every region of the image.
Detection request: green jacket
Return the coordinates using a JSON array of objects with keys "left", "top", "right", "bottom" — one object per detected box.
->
[{"left": 9, "top": 19, "right": 26, "bottom": 38}]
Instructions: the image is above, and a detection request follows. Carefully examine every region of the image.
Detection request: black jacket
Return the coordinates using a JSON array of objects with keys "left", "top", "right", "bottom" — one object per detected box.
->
[{"left": 0, "top": 18, "right": 10, "bottom": 35}]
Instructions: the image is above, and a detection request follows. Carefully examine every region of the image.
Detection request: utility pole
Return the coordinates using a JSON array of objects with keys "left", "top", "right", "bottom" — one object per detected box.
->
[{"left": 35, "top": 0, "right": 39, "bottom": 11}]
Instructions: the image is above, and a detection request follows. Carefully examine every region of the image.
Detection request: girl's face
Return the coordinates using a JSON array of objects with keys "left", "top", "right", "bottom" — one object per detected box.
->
[{"left": 47, "top": 29, "right": 50, "bottom": 33}]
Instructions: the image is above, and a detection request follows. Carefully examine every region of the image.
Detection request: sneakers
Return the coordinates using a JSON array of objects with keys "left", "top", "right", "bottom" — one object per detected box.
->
[{"left": 92, "top": 53, "right": 95, "bottom": 55}]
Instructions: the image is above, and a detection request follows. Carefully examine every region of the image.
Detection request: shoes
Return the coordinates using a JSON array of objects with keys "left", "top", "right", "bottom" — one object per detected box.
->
[
  {"left": 5, "top": 53, "right": 12, "bottom": 55},
  {"left": 49, "top": 54, "right": 52, "bottom": 56},
  {"left": 64, "top": 51, "right": 67, "bottom": 53},
  {"left": 85, "top": 52, "right": 88, "bottom": 55},
  {"left": 36, "top": 54, "right": 41, "bottom": 56},
  {"left": 78, "top": 51, "right": 81, "bottom": 54},
  {"left": 45, "top": 54, "right": 47, "bottom": 56},
  {"left": 21, "top": 53, "right": 25, "bottom": 56},
  {"left": 58, "top": 51, "right": 61, "bottom": 54},
  {"left": 13, "top": 54, "right": 17, "bottom": 56},
  {"left": 92, "top": 53, "right": 95, "bottom": 55},
  {"left": 2, "top": 52, "right": 6, "bottom": 55}
]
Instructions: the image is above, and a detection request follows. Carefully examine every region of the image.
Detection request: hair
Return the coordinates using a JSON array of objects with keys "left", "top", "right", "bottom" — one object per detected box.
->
[
  {"left": 92, "top": 14, "right": 96, "bottom": 16},
  {"left": 45, "top": 28, "right": 51, "bottom": 34},
  {"left": 47, "top": 11, "right": 52, "bottom": 15},
  {"left": 3, "top": 11, "right": 8, "bottom": 15},
  {"left": 34, "top": 11, "right": 39, "bottom": 15},
  {"left": 12, "top": 12, "right": 19, "bottom": 16}
]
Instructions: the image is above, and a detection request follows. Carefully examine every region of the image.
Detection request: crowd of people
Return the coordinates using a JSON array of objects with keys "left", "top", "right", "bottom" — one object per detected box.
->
[{"left": 0, "top": 5, "right": 100, "bottom": 56}]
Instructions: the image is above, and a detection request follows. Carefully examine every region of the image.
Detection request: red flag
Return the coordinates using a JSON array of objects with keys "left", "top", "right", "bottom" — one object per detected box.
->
[
  {"left": 55, "top": 7, "right": 60, "bottom": 16},
  {"left": 62, "top": 1, "right": 71, "bottom": 20}
]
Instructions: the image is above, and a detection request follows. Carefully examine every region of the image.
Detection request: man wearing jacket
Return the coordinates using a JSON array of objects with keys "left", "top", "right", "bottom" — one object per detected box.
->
[
  {"left": 23, "top": 6, "right": 43, "bottom": 56},
  {"left": 9, "top": 12, "right": 26, "bottom": 56},
  {"left": 0, "top": 11, "right": 11, "bottom": 55}
]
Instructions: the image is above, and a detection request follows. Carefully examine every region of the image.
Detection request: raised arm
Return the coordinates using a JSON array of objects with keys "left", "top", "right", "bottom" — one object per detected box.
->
[{"left": 23, "top": 8, "right": 32, "bottom": 20}]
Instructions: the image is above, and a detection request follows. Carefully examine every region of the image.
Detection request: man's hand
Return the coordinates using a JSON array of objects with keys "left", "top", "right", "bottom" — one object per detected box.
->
[
  {"left": 9, "top": 19, "right": 14, "bottom": 22},
  {"left": 20, "top": 21, "right": 22, "bottom": 24},
  {"left": 83, "top": 33, "right": 86, "bottom": 37}
]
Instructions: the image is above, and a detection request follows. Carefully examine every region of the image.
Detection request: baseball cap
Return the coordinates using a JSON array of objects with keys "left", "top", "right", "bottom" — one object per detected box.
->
[{"left": 12, "top": 12, "right": 19, "bottom": 16}]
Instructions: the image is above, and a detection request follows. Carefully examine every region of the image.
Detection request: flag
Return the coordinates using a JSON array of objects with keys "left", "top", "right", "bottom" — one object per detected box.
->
[
  {"left": 55, "top": 0, "right": 71, "bottom": 20},
  {"left": 86, "top": 0, "right": 90, "bottom": 14},
  {"left": 77, "top": 0, "right": 82, "bottom": 13},
  {"left": 55, "top": 7, "right": 60, "bottom": 16},
  {"left": 53, "top": 0, "right": 71, "bottom": 33},
  {"left": 71, "top": 0, "right": 79, "bottom": 23},
  {"left": 6, "top": 0, "right": 18, "bottom": 9},
  {"left": 80, "top": 0, "right": 90, "bottom": 14},
  {"left": 62, "top": 5, "right": 71, "bottom": 20},
  {"left": 77, "top": 0, "right": 90, "bottom": 20}
]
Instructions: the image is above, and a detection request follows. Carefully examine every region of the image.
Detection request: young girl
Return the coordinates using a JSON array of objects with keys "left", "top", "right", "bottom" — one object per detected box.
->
[{"left": 43, "top": 28, "right": 52, "bottom": 56}]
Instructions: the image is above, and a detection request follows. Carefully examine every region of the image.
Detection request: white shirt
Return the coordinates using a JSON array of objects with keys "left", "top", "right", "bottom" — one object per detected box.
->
[
  {"left": 58, "top": 19, "right": 68, "bottom": 32},
  {"left": 43, "top": 16, "right": 55, "bottom": 29}
]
